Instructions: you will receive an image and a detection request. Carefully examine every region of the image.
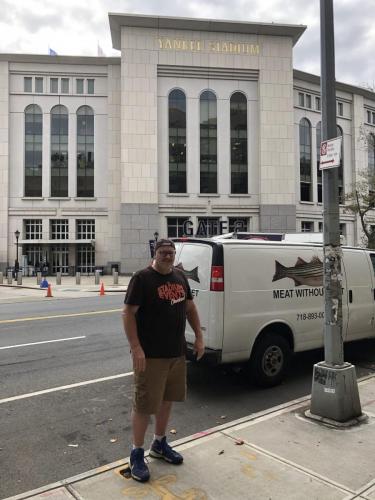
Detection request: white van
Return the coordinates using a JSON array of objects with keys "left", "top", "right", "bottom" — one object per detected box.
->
[{"left": 173, "top": 238, "right": 375, "bottom": 387}]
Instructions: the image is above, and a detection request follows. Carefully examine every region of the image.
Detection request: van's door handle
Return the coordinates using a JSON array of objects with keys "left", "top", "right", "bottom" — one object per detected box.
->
[{"left": 349, "top": 290, "right": 353, "bottom": 303}]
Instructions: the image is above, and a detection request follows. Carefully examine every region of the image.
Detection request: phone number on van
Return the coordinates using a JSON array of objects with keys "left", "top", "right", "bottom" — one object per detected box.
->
[{"left": 297, "top": 312, "right": 324, "bottom": 321}]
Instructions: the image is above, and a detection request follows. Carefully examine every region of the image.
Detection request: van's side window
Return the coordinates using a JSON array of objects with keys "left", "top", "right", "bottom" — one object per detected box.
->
[{"left": 370, "top": 254, "right": 375, "bottom": 275}]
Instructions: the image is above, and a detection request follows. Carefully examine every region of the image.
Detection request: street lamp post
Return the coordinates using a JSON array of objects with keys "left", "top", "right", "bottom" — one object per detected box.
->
[
  {"left": 154, "top": 231, "right": 159, "bottom": 242},
  {"left": 14, "top": 229, "right": 20, "bottom": 277},
  {"left": 308, "top": 0, "right": 362, "bottom": 424}
]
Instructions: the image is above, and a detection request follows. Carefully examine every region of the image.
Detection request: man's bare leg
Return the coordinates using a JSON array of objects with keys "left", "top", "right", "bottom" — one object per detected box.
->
[
  {"left": 154, "top": 400, "right": 172, "bottom": 436},
  {"left": 132, "top": 410, "right": 150, "bottom": 447}
]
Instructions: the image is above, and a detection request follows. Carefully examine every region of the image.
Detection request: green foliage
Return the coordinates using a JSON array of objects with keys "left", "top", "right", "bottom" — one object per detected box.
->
[{"left": 345, "top": 171, "right": 375, "bottom": 248}]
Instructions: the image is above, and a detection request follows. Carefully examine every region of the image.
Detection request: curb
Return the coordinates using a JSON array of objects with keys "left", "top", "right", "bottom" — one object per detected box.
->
[{"left": 8, "top": 372, "right": 375, "bottom": 500}]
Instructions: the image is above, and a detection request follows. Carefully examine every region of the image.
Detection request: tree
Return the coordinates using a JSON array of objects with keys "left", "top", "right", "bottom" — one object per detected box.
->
[
  {"left": 345, "top": 169, "right": 375, "bottom": 248},
  {"left": 344, "top": 84, "right": 375, "bottom": 248}
]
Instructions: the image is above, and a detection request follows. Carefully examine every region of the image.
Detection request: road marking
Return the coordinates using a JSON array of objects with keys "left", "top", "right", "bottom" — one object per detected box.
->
[
  {"left": 0, "top": 308, "right": 122, "bottom": 324},
  {"left": 0, "top": 336, "right": 86, "bottom": 350},
  {"left": 0, "top": 372, "right": 133, "bottom": 405}
]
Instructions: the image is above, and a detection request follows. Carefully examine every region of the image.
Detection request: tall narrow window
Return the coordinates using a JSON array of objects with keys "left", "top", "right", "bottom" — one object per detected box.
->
[
  {"left": 299, "top": 118, "right": 312, "bottom": 201},
  {"left": 24, "top": 77, "right": 32, "bottom": 92},
  {"left": 200, "top": 91, "right": 217, "bottom": 193},
  {"left": 61, "top": 78, "right": 69, "bottom": 94},
  {"left": 51, "top": 105, "right": 68, "bottom": 197},
  {"left": 168, "top": 89, "right": 186, "bottom": 193},
  {"left": 77, "top": 106, "right": 94, "bottom": 197},
  {"left": 316, "top": 121, "right": 322, "bottom": 203},
  {"left": 337, "top": 125, "right": 344, "bottom": 203},
  {"left": 76, "top": 79, "right": 84, "bottom": 94},
  {"left": 230, "top": 92, "right": 248, "bottom": 194},
  {"left": 50, "top": 78, "right": 58, "bottom": 93},
  {"left": 25, "top": 104, "right": 43, "bottom": 197},
  {"left": 87, "top": 79, "right": 94, "bottom": 94},
  {"left": 35, "top": 77, "right": 43, "bottom": 93}
]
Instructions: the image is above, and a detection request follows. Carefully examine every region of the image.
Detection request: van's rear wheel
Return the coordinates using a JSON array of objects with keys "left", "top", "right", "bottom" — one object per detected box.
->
[{"left": 248, "top": 333, "right": 291, "bottom": 388}]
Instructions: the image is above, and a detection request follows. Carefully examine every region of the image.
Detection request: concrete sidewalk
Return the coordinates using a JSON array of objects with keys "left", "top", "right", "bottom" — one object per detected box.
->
[
  {"left": 6, "top": 374, "right": 375, "bottom": 500},
  {"left": 0, "top": 275, "right": 130, "bottom": 302}
]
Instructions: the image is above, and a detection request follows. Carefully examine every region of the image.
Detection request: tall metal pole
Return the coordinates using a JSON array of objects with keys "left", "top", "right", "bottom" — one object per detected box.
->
[
  {"left": 308, "top": 0, "right": 363, "bottom": 424},
  {"left": 14, "top": 229, "right": 20, "bottom": 276},
  {"left": 321, "top": 0, "right": 342, "bottom": 366}
]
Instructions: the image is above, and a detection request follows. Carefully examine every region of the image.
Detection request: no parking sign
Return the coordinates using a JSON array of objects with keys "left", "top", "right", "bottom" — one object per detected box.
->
[{"left": 319, "top": 136, "right": 342, "bottom": 169}]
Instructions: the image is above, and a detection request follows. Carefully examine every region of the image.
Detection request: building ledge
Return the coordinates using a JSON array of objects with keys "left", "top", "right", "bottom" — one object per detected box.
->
[
  {"left": 48, "top": 197, "right": 71, "bottom": 201},
  {"left": 166, "top": 193, "right": 190, "bottom": 197},
  {"left": 74, "top": 197, "right": 97, "bottom": 201},
  {"left": 197, "top": 193, "right": 220, "bottom": 197}
]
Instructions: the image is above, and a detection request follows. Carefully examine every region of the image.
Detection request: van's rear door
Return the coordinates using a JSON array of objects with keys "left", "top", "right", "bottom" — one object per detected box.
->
[
  {"left": 342, "top": 249, "right": 375, "bottom": 341},
  {"left": 174, "top": 240, "right": 224, "bottom": 351}
]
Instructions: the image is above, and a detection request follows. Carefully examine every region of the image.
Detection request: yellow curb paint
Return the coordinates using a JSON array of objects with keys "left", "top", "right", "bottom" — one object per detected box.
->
[{"left": 0, "top": 308, "right": 122, "bottom": 325}]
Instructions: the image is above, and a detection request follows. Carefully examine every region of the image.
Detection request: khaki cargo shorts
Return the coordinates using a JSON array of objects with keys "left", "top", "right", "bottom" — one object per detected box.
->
[{"left": 133, "top": 356, "right": 187, "bottom": 415}]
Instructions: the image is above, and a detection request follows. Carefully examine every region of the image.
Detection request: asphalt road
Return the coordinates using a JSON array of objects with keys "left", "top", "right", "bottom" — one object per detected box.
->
[{"left": 1, "top": 295, "right": 375, "bottom": 499}]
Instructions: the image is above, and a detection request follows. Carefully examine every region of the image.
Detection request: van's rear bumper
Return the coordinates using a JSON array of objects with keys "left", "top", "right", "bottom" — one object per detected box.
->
[{"left": 186, "top": 343, "right": 222, "bottom": 365}]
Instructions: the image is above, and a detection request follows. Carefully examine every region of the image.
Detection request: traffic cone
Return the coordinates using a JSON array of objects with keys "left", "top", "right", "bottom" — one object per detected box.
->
[
  {"left": 46, "top": 284, "right": 53, "bottom": 298},
  {"left": 99, "top": 282, "right": 105, "bottom": 296}
]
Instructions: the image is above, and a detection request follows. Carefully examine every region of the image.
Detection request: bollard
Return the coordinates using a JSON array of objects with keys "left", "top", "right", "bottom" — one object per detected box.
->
[
  {"left": 7, "top": 271, "right": 12, "bottom": 284},
  {"left": 36, "top": 271, "right": 42, "bottom": 285},
  {"left": 113, "top": 271, "right": 119, "bottom": 285},
  {"left": 56, "top": 272, "right": 61, "bottom": 285},
  {"left": 17, "top": 271, "right": 22, "bottom": 285},
  {"left": 0, "top": 271, "right": 3, "bottom": 284},
  {"left": 76, "top": 272, "right": 81, "bottom": 285},
  {"left": 95, "top": 270, "right": 100, "bottom": 285}
]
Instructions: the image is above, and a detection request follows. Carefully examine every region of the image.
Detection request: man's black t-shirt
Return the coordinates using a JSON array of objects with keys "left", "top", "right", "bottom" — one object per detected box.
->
[{"left": 124, "top": 266, "right": 193, "bottom": 358}]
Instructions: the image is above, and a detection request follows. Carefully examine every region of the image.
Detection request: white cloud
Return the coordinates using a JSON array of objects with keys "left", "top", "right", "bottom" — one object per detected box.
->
[{"left": 0, "top": 0, "right": 374, "bottom": 86}]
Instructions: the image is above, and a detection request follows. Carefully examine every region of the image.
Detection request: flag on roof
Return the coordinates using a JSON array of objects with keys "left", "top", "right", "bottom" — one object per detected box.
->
[
  {"left": 97, "top": 42, "right": 105, "bottom": 57},
  {"left": 48, "top": 47, "right": 57, "bottom": 56}
]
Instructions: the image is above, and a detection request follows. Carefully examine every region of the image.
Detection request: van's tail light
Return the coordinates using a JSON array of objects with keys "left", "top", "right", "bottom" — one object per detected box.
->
[{"left": 210, "top": 266, "right": 224, "bottom": 292}]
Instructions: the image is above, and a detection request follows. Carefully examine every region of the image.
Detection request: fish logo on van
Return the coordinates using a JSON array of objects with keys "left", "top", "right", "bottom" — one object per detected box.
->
[
  {"left": 175, "top": 262, "right": 200, "bottom": 283},
  {"left": 272, "top": 256, "right": 323, "bottom": 287}
]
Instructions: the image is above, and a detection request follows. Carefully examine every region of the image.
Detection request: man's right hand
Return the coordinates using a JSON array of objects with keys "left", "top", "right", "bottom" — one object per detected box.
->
[{"left": 131, "top": 345, "right": 146, "bottom": 372}]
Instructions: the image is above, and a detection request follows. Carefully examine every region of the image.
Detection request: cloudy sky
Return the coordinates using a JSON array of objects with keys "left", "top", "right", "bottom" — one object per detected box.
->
[{"left": 1, "top": 0, "right": 373, "bottom": 88}]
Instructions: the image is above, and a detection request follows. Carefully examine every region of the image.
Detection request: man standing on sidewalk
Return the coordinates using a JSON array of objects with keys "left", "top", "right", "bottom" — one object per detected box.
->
[{"left": 122, "top": 238, "right": 204, "bottom": 483}]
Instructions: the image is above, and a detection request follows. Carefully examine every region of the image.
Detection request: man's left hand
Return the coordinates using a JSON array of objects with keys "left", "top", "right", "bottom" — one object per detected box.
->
[{"left": 193, "top": 337, "right": 205, "bottom": 361}]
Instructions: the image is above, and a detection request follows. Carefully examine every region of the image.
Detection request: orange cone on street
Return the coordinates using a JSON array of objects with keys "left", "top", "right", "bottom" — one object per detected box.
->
[
  {"left": 46, "top": 284, "right": 53, "bottom": 298},
  {"left": 99, "top": 282, "right": 105, "bottom": 296}
]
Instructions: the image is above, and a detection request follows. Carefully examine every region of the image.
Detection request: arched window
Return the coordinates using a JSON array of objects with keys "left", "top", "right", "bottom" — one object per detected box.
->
[
  {"left": 77, "top": 106, "right": 94, "bottom": 197},
  {"left": 337, "top": 125, "right": 344, "bottom": 203},
  {"left": 299, "top": 118, "right": 312, "bottom": 201},
  {"left": 25, "top": 104, "right": 42, "bottom": 197},
  {"left": 200, "top": 90, "right": 217, "bottom": 193},
  {"left": 169, "top": 89, "right": 186, "bottom": 193},
  {"left": 230, "top": 92, "right": 248, "bottom": 194},
  {"left": 316, "top": 122, "right": 322, "bottom": 203},
  {"left": 51, "top": 105, "right": 68, "bottom": 197}
]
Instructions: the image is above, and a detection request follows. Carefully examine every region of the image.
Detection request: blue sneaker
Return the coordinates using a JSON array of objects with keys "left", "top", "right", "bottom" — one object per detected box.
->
[
  {"left": 130, "top": 448, "right": 150, "bottom": 482},
  {"left": 149, "top": 437, "right": 183, "bottom": 464}
]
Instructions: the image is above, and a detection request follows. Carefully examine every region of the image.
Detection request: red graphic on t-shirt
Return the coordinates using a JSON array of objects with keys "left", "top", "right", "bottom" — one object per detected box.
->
[{"left": 158, "top": 282, "right": 186, "bottom": 305}]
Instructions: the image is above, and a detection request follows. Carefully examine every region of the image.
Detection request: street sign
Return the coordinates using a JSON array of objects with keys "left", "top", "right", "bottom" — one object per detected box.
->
[{"left": 319, "top": 136, "right": 342, "bottom": 169}]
